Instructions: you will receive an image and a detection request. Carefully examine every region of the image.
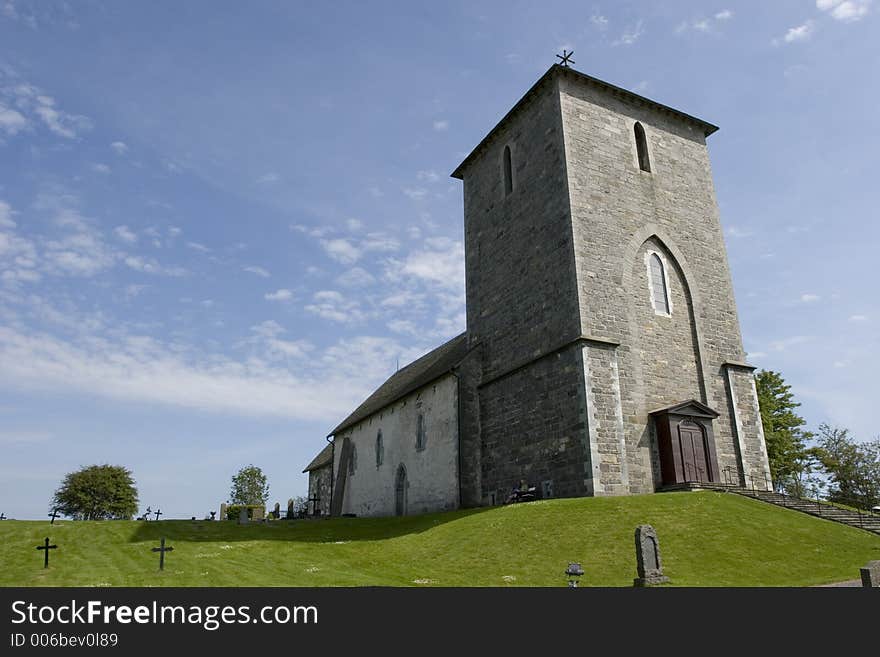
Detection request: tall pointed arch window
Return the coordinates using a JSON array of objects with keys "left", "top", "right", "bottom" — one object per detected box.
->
[
  {"left": 415, "top": 413, "right": 426, "bottom": 451},
  {"left": 648, "top": 252, "right": 671, "bottom": 315},
  {"left": 634, "top": 122, "right": 651, "bottom": 172},
  {"left": 502, "top": 145, "right": 513, "bottom": 196}
]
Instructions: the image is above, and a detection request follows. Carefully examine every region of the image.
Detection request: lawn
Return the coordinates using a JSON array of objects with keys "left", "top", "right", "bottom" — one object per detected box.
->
[{"left": 1, "top": 491, "right": 878, "bottom": 587}]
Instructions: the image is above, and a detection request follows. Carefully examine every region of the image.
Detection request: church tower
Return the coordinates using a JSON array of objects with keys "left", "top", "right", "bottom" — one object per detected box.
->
[{"left": 452, "top": 64, "right": 771, "bottom": 503}]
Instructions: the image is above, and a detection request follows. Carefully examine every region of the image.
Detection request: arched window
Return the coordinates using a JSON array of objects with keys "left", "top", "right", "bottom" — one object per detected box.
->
[
  {"left": 634, "top": 122, "right": 651, "bottom": 172},
  {"left": 348, "top": 444, "right": 358, "bottom": 475},
  {"left": 502, "top": 145, "right": 513, "bottom": 196},
  {"left": 648, "top": 253, "right": 670, "bottom": 315},
  {"left": 415, "top": 413, "right": 426, "bottom": 451},
  {"left": 375, "top": 430, "right": 384, "bottom": 467}
]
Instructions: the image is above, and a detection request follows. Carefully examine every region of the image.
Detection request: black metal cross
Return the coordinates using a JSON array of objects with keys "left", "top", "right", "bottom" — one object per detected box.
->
[
  {"left": 309, "top": 494, "right": 321, "bottom": 516},
  {"left": 0, "top": 513, "right": 6, "bottom": 520},
  {"left": 48, "top": 509, "right": 60, "bottom": 524},
  {"left": 36, "top": 537, "right": 57, "bottom": 569},
  {"left": 556, "top": 49, "right": 575, "bottom": 67},
  {"left": 151, "top": 537, "right": 174, "bottom": 571},
  {"left": 153, "top": 508, "right": 162, "bottom": 522}
]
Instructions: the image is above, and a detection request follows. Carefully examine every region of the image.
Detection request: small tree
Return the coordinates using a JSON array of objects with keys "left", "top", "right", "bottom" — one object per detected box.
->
[
  {"left": 755, "top": 369, "right": 813, "bottom": 492},
  {"left": 52, "top": 464, "right": 139, "bottom": 520},
  {"left": 814, "top": 424, "right": 880, "bottom": 510},
  {"left": 229, "top": 464, "right": 270, "bottom": 506}
]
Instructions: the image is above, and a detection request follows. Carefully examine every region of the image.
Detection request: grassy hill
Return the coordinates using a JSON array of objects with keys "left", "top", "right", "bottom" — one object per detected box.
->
[{"left": 1, "top": 491, "right": 878, "bottom": 587}]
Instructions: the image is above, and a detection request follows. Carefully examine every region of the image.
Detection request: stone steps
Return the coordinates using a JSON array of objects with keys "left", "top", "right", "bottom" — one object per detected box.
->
[{"left": 731, "top": 489, "right": 880, "bottom": 535}]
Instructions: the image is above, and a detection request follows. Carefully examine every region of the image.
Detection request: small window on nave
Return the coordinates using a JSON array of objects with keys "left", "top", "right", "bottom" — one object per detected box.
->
[
  {"left": 649, "top": 253, "right": 671, "bottom": 315},
  {"left": 416, "top": 413, "right": 426, "bottom": 451},
  {"left": 376, "top": 430, "right": 384, "bottom": 467},
  {"left": 348, "top": 444, "right": 358, "bottom": 475}
]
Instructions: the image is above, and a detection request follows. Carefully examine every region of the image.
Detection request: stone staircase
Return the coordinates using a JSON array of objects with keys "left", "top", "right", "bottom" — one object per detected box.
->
[{"left": 731, "top": 488, "right": 880, "bottom": 535}]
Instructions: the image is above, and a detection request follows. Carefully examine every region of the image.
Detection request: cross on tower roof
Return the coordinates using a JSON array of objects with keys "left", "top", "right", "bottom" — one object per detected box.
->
[
  {"left": 36, "top": 537, "right": 58, "bottom": 569},
  {"left": 556, "top": 49, "right": 575, "bottom": 67}
]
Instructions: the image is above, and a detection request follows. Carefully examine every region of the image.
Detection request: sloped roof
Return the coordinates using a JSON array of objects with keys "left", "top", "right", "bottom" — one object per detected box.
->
[
  {"left": 302, "top": 443, "right": 333, "bottom": 473},
  {"left": 451, "top": 64, "right": 719, "bottom": 180},
  {"left": 649, "top": 399, "right": 720, "bottom": 418},
  {"left": 328, "top": 333, "right": 469, "bottom": 437}
]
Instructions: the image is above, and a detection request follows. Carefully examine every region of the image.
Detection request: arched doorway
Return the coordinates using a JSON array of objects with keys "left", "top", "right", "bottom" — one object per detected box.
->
[
  {"left": 677, "top": 420, "right": 712, "bottom": 483},
  {"left": 650, "top": 399, "right": 721, "bottom": 486},
  {"left": 395, "top": 464, "right": 407, "bottom": 516}
]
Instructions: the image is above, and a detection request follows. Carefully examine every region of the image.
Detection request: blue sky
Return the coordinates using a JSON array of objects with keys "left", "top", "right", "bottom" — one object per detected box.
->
[{"left": 1, "top": 1, "right": 877, "bottom": 519}]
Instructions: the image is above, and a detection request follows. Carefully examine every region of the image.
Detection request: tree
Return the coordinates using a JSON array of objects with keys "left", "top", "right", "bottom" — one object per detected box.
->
[
  {"left": 755, "top": 370, "right": 813, "bottom": 492},
  {"left": 52, "top": 464, "right": 139, "bottom": 520},
  {"left": 813, "top": 424, "right": 880, "bottom": 510},
  {"left": 229, "top": 464, "right": 270, "bottom": 506}
]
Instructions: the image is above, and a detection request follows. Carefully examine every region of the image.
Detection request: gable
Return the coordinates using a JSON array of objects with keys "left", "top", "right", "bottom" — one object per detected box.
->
[{"left": 649, "top": 399, "right": 720, "bottom": 419}]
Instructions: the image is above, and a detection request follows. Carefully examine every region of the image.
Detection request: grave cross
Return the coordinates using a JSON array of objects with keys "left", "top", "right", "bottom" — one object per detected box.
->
[
  {"left": 151, "top": 537, "right": 174, "bottom": 571},
  {"left": 0, "top": 513, "right": 6, "bottom": 520},
  {"left": 153, "top": 508, "right": 162, "bottom": 522},
  {"left": 36, "top": 537, "right": 58, "bottom": 569},
  {"left": 48, "top": 509, "right": 60, "bottom": 524},
  {"left": 556, "top": 49, "right": 575, "bottom": 67}
]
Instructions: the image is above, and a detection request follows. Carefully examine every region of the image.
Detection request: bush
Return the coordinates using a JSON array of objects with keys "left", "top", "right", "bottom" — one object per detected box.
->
[{"left": 225, "top": 504, "right": 265, "bottom": 521}]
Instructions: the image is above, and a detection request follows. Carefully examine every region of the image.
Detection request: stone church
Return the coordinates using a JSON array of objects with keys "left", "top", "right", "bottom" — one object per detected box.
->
[{"left": 303, "top": 63, "right": 771, "bottom": 518}]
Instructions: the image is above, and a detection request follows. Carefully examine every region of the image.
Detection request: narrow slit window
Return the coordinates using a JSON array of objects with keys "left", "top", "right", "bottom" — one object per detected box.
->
[
  {"left": 634, "top": 122, "right": 651, "bottom": 172},
  {"left": 502, "top": 145, "right": 513, "bottom": 196},
  {"left": 348, "top": 444, "right": 358, "bottom": 475},
  {"left": 416, "top": 413, "right": 426, "bottom": 451},
  {"left": 649, "top": 253, "right": 670, "bottom": 314},
  {"left": 376, "top": 430, "right": 384, "bottom": 467}
]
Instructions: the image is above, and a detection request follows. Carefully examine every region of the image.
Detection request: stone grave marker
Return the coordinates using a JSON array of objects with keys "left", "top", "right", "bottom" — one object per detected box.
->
[
  {"left": 238, "top": 507, "right": 248, "bottom": 525},
  {"left": 860, "top": 560, "right": 880, "bottom": 588},
  {"left": 633, "top": 524, "right": 669, "bottom": 587},
  {"left": 273, "top": 502, "right": 280, "bottom": 519},
  {"left": 251, "top": 506, "right": 265, "bottom": 521},
  {"left": 287, "top": 498, "right": 294, "bottom": 519},
  {"left": 220, "top": 503, "right": 227, "bottom": 520}
]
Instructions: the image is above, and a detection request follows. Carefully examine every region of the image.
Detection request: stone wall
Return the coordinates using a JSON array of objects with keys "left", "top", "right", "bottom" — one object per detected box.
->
[
  {"left": 331, "top": 374, "right": 459, "bottom": 517},
  {"left": 307, "top": 465, "right": 332, "bottom": 516},
  {"left": 478, "top": 345, "right": 590, "bottom": 504}
]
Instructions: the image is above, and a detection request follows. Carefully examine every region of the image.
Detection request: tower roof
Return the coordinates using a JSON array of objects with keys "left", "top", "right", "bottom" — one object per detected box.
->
[{"left": 451, "top": 64, "right": 719, "bottom": 180}]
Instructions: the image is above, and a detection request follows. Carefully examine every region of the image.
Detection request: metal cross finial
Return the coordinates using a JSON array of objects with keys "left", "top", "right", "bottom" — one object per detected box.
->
[{"left": 556, "top": 49, "right": 575, "bottom": 67}]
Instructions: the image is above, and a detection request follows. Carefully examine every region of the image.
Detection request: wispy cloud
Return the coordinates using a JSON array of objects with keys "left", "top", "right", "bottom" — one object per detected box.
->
[
  {"left": 264, "top": 288, "right": 293, "bottom": 302},
  {"left": 781, "top": 20, "right": 816, "bottom": 43},
  {"left": 243, "top": 265, "right": 270, "bottom": 278},
  {"left": 305, "top": 290, "right": 364, "bottom": 323},
  {"left": 800, "top": 293, "right": 820, "bottom": 303},
  {"left": 590, "top": 14, "right": 609, "bottom": 30},
  {"left": 113, "top": 225, "right": 138, "bottom": 244},
  {"left": 613, "top": 21, "right": 644, "bottom": 46},
  {"left": 817, "top": 0, "right": 872, "bottom": 22},
  {"left": 110, "top": 141, "right": 128, "bottom": 155},
  {"left": 848, "top": 314, "right": 868, "bottom": 322},
  {"left": 432, "top": 119, "right": 449, "bottom": 131},
  {"left": 257, "top": 172, "right": 280, "bottom": 184}
]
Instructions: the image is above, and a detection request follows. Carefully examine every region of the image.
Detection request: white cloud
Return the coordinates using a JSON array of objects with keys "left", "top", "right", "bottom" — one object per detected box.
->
[
  {"left": 113, "top": 225, "right": 138, "bottom": 244},
  {"left": 305, "top": 290, "right": 364, "bottom": 323},
  {"left": 725, "top": 226, "right": 753, "bottom": 238},
  {"left": 782, "top": 21, "right": 815, "bottom": 43},
  {"left": 0, "top": 103, "right": 27, "bottom": 135},
  {"left": 42, "top": 210, "right": 116, "bottom": 277},
  {"left": 243, "top": 265, "right": 270, "bottom": 278},
  {"left": 591, "top": 14, "right": 609, "bottom": 29},
  {"left": 320, "top": 238, "right": 361, "bottom": 265},
  {"left": 257, "top": 172, "right": 280, "bottom": 184},
  {"left": 613, "top": 21, "right": 644, "bottom": 46},
  {"left": 110, "top": 141, "right": 128, "bottom": 155},
  {"left": 769, "top": 335, "right": 812, "bottom": 351},
  {"left": 848, "top": 314, "right": 868, "bottom": 322},
  {"left": 800, "top": 293, "right": 820, "bottom": 303},
  {"left": 432, "top": 119, "right": 449, "bottom": 131},
  {"left": 715, "top": 10, "right": 733, "bottom": 20},
  {"left": 345, "top": 218, "right": 363, "bottom": 232},
  {"left": 91, "top": 163, "right": 111, "bottom": 174},
  {"left": 387, "top": 237, "right": 465, "bottom": 292},
  {"left": 416, "top": 170, "right": 440, "bottom": 183},
  {"left": 817, "top": 0, "right": 871, "bottom": 22},
  {"left": 403, "top": 187, "right": 428, "bottom": 201},
  {"left": 264, "top": 288, "right": 293, "bottom": 302},
  {"left": 361, "top": 233, "right": 400, "bottom": 253},
  {"left": 186, "top": 241, "right": 211, "bottom": 253},
  {"left": 32, "top": 95, "right": 92, "bottom": 139},
  {"left": 387, "top": 319, "right": 418, "bottom": 336},
  {"left": 123, "top": 255, "right": 186, "bottom": 277},
  {"left": 336, "top": 267, "right": 376, "bottom": 288},
  {"left": 0, "top": 199, "right": 14, "bottom": 227}
]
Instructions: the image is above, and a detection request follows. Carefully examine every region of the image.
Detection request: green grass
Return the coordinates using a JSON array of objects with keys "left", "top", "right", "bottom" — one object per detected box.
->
[{"left": 1, "top": 491, "right": 878, "bottom": 587}]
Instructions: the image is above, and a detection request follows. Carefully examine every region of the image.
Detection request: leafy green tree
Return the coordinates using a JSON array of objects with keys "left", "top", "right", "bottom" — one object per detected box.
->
[
  {"left": 814, "top": 424, "right": 880, "bottom": 510},
  {"left": 229, "top": 464, "right": 270, "bottom": 506},
  {"left": 52, "top": 464, "right": 139, "bottom": 520},
  {"left": 755, "top": 370, "right": 813, "bottom": 492}
]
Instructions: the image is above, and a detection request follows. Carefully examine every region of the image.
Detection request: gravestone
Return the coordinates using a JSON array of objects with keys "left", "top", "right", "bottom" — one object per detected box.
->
[
  {"left": 220, "top": 503, "right": 227, "bottom": 521},
  {"left": 633, "top": 524, "right": 669, "bottom": 587},
  {"left": 151, "top": 537, "right": 174, "bottom": 571},
  {"left": 860, "top": 560, "right": 880, "bottom": 588},
  {"left": 36, "top": 537, "right": 58, "bottom": 568},
  {"left": 48, "top": 509, "right": 60, "bottom": 524},
  {"left": 273, "top": 502, "right": 280, "bottom": 519},
  {"left": 287, "top": 498, "right": 294, "bottom": 519},
  {"left": 238, "top": 508, "right": 248, "bottom": 525},
  {"left": 251, "top": 506, "right": 265, "bottom": 521}
]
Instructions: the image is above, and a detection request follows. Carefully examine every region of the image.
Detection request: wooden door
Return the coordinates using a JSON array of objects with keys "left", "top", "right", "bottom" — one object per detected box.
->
[{"left": 678, "top": 421, "right": 711, "bottom": 483}]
